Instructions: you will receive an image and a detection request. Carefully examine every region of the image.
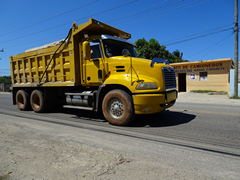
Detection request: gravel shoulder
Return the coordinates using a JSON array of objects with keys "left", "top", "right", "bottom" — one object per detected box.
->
[{"left": 1, "top": 113, "right": 240, "bottom": 180}]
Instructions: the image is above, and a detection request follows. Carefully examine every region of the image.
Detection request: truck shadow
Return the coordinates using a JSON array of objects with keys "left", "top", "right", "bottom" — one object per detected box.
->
[
  {"left": 129, "top": 110, "right": 196, "bottom": 127},
  {"left": 58, "top": 108, "right": 195, "bottom": 128},
  {"left": 60, "top": 108, "right": 107, "bottom": 123}
]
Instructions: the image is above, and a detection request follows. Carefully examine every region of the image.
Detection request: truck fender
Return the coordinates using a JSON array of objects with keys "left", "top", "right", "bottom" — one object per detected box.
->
[
  {"left": 95, "top": 84, "right": 132, "bottom": 112},
  {"left": 95, "top": 84, "right": 106, "bottom": 112}
]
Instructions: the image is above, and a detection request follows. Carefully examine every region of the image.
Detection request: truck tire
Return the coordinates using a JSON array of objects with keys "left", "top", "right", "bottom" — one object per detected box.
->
[
  {"left": 30, "top": 90, "right": 46, "bottom": 113},
  {"left": 16, "top": 90, "right": 30, "bottom": 110},
  {"left": 102, "top": 89, "right": 135, "bottom": 126}
]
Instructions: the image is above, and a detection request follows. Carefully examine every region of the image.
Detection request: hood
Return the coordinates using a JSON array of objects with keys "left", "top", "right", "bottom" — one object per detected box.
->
[{"left": 107, "top": 56, "right": 174, "bottom": 92}]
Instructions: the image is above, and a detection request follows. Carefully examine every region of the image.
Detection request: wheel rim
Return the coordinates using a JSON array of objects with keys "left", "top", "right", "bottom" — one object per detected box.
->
[
  {"left": 32, "top": 94, "right": 40, "bottom": 109},
  {"left": 17, "top": 94, "right": 24, "bottom": 107},
  {"left": 109, "top": 99, "right": 124, "bottom": 119}
]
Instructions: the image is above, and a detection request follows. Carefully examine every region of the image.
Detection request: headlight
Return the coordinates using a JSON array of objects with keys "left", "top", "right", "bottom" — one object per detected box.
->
[{"left": 136, "top": 83, "right": 158, "bottom": 90}]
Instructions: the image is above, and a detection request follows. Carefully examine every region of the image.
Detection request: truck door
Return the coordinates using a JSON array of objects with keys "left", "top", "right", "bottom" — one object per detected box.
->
[{"left": 85, "top": 42, "right": 106, "bottom": 85}]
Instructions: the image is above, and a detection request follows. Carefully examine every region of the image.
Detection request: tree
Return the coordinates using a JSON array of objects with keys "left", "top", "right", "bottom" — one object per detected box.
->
[
  {"left": 0, "top": 76, "right": 11, "bottom": 84},
  {"left": 172, "top": 50, "right": 182, "bottom": 60},
  {"left": 134, "top": 38, "right": 188, "bottom": 63}
]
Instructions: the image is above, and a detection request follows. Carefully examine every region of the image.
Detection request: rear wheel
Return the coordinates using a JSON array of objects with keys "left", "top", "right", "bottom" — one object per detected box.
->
[
  {"left": 30, "top": 90, "right": 46, "bottom": 113},
  {"left": 102, "top": 89, "right": 135, "bottom": 126},
  {"left": 16, "top": 90, "right": 30, "bottom": 110}
]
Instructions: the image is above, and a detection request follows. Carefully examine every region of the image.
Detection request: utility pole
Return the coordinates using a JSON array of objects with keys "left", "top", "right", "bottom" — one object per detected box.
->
[
  {"left": 0, "top": 49, "right": 3, "bottom": 61},
  {"left": 234, "top": 0, "right": 239, "bottom": 97}
]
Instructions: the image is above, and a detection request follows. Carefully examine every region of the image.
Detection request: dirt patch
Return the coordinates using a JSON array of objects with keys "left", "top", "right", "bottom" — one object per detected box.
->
[{"left": 0, "top": 120, "right": 131, "bottom": 179}]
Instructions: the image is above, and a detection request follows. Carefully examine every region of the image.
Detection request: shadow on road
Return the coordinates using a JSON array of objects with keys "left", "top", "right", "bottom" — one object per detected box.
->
[
  {"left": 129, "top": 110, "right": 196, "bottom": 127},
  {"left": 58, "top": 108, "right": 195, "bottom": 128},
  {"left": 60, "top": 108, "right": 107, "bottom": 123}
]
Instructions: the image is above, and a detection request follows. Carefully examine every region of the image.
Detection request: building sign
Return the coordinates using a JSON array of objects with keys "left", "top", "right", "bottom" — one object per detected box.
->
[
  {"left": 188, "top": 73, "right": 197, "bottom": 81},
  {"left": 173, "top": 62, "right": 225, "bottom": 73}
]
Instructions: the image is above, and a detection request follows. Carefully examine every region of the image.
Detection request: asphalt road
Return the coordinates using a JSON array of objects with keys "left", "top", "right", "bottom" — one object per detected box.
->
[
  {"left": 1, "top": 92, "right": 239, "bottom": 156},
  {"left": 1, "top": 92, "right": 240, "bottom": 179}
]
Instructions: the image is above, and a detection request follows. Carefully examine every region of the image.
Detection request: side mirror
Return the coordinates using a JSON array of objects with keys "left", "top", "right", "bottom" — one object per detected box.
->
[
  {"left": 83, "top": 41, "right": 91, "bottom": 60},
  {"left": 122, "top": 49, "right": 131, "bottom": 57}
]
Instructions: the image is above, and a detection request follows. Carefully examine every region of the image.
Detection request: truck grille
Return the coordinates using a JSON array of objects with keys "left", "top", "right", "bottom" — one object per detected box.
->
[{"left": 162, "top": 67, "right": 176, "bottom": 91}]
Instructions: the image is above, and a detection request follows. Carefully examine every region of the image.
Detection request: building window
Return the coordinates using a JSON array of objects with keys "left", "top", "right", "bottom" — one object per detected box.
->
[{"left": 200, "top": 72, "right": 207, "bottom": 81}]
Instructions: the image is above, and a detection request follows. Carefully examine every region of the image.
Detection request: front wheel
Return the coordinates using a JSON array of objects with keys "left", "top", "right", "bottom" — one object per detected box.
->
[{"left": 102, "top": 89, "right": 135, "bottom": 126}]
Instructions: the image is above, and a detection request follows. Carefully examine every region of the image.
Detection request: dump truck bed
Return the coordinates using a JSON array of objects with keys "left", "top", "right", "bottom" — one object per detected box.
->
[
  {"left": 10, "top": 18, "right": 131, "bottom": 88},
  {"left": 10, "top": 41, "right": 75, "bottom": 87}
]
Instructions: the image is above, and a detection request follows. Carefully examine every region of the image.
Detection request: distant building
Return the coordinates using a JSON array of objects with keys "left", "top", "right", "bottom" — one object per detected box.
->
[
  {"left": 170, "top": 58, "right": 234, "bottom": 94},
  {"left": 0, "top": 83, "right": 11, "bottom": 92}
]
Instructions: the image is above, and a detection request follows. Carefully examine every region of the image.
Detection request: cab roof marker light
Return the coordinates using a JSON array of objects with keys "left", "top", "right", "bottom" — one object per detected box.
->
[{"left": 101, "top": 35, "right": 136, "bottom": 47}]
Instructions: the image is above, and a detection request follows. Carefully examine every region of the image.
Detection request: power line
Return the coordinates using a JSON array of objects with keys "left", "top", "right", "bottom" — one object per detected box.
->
[
  {"left": 120, "top": 0, "right": 209, "bottom": 27},
  {"left": 0, "top": 0, "right": 209, "bottom": 49},
  {"left": 106, "top": 0, "right": 183, "bottom": 23},
  {"left": 2, "top": 0, "right": 182, "bottom": 51},
  {"left": 162, "top": 23, "right": 233, "bottom": 44},
  {"left": 200, "top": 32, "right": 234, "bottom": 58},
  {"left": 6, "top": 25, "right": 234, "bottom": 55},
  {"left": 165, "top": 27, "right": 234, "bottom": 46},
  {"left": 0, "top": 24, "right": 69, "bottom": 44},
  {"left": 117, "top": 0, "right": 169, "bottom": 13},
  {"left": 74, "top": 0, "right": 137, "bottom": 22},
  {"left": 106, "top": 0, "right": 168, "bottom": 23},
  {"left": 0, "top": 0, "right": 99, "bottom": 37},
  {"left": 115, "top": 0, "right": 234, "bottom": 51},
  {"left": 0, "top": 0, "right": 137, "bottom": 44},
  {"left": 1, "top": 0, "right": 232, "bottom": 55},
  {"left": 185, "top": 32, "right": 234, "bottom": 59},
  {"left": 3, "top": 0, "right": 180, "bottom": 50},
  {"left": 3, "top": 33, "right": 66, "bottom": 49},
  {"left": 2, "top": 0, "right": 178, "bottom": 49},
  {"left": 1, "top": 0, "right": 182, "bottom": 49}
]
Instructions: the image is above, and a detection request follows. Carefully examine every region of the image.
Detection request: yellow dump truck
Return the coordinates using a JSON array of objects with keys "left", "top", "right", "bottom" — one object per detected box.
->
[{"left": 10, "top": 18, "right": 177, "bottom": 125}]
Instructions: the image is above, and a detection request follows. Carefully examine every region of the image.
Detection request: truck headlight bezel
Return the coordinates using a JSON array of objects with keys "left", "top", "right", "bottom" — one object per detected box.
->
[{"left": 136, "top": 83, "right": 158, "bottom": 90}]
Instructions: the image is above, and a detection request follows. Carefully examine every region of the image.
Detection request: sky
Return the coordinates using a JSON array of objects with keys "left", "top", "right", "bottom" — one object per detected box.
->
[{"left": 0, "top": 0, "right": 236, "bottom": 76}]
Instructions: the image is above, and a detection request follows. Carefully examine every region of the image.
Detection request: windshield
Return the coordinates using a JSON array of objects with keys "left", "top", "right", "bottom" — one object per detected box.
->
[{"left": 102, "top": 39, "right": 136, "bottom": 58}]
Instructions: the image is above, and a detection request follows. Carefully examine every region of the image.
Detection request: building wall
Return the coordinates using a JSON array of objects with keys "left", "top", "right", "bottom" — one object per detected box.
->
[
  {"left": 187, "top": 69, "right": 229, "bottom": 92},
  {"left": 0, "top": 83, "right": 11, "bottom": 92},
  {"left": 171, "top": 59, "right": 233, "bottom": 93}
]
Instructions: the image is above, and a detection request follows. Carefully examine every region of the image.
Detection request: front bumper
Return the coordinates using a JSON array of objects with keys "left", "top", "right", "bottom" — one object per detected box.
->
[{"left": 132, "top": 90, "right": 177, "bottom": 114}]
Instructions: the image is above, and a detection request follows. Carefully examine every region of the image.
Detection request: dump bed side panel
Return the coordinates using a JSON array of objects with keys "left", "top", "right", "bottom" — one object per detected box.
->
[{"left": 10, "top": 38, "right": 79, "bottom": 87}]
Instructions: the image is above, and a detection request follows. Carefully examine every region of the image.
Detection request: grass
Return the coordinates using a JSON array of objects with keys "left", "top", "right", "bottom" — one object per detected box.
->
[
  {"left": 190, "top": 90, "right": 227, "bottom": 94},
  {"left": 190, "top": 90, "right": 214, "bottom": 93},
  {"left": 191, "top": 90, "right": 240, "bottom": 99},
  {"left": 230, "top": 95, "right": 240, "bottom": 99}
]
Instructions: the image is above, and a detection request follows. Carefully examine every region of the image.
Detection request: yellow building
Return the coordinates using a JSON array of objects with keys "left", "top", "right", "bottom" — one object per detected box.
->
[{"left": 170, "top": 58, "right": 234, "bottom": 93}]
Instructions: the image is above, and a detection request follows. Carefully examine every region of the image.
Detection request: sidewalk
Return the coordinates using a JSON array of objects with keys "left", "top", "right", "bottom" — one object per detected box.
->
[{"left": 177, "top": 92, "right": 240, "bottom": 105}]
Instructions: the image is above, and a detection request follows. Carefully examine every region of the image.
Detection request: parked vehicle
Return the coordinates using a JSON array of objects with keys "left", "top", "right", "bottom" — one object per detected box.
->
[{"left": 10, "top": 18, "right": 177, "bottom": 125}]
